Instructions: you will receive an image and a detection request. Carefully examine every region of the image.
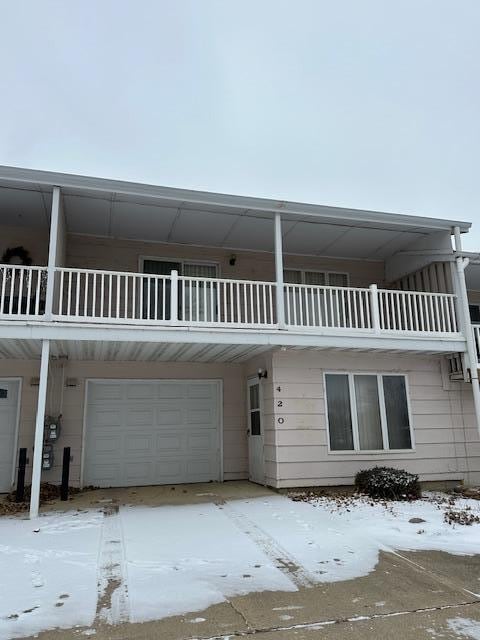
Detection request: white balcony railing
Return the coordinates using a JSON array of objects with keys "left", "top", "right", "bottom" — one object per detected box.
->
[
  {"left": 0, "top": 265, "right": 47, "bottom": 319},
  {"left": 0, "top": 264, "right": 463, "bottom": 340}
]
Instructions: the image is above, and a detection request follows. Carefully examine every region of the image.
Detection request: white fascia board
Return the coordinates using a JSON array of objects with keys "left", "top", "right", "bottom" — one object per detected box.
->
[
  {"left": 0, "top": 165, "right": 471, "bottom": 233},
  {"left": 0, "top": 321, "right": 467, "bottom": 354}
]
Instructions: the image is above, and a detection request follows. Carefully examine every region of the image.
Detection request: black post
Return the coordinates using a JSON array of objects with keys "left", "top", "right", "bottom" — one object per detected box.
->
[
  {"left": 60, "top": 447, "right": 71, "bottom": 501},
  {"left": 15, "top": 448, "right": 27, "bottom": 502}
]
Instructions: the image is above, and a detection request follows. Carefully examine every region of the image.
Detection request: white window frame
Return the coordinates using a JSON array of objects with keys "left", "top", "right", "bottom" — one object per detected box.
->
[
  {"left": 139, "top": 256, "right": 220, "bottom": 277},
  {"left": 324, "top": 371, "right": 415, "bottom": 454},
  {"left": 283, "top": 268, "right": 350, "bottom": 286}
]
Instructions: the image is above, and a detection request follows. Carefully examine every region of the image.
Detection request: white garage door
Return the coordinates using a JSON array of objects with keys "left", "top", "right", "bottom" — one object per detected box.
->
[{"left": 84, "top": 380, "right": 221, "bottom": 487}]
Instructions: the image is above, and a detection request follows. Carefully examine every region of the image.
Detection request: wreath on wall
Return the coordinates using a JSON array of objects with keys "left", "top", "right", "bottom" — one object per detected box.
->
[{"left": 1, "top": 246, "right": 32, "bottom": 266}]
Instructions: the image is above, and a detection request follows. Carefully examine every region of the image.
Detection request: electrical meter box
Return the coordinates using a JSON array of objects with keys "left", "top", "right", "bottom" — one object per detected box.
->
[
  {"left": 42, "top": 444, "right": 54, "bottom": 470},
  {"left": 44, "top": 416, "right": 61, "bottom": 443}
]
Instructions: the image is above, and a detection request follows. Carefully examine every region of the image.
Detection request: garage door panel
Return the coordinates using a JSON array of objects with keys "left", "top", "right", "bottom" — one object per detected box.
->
[
  {"left": 187, "top": 432, "right": 217, "bottom": 451},
  {"left": 84, "top": 380, "right": 220, "bottom": 488},
  {"left": 187, "top": 384, "right": 216, "bottom": 399},
  {"left": 90, "top": 384, "right": 124, "bottom": 402},
  {"left": 91, "top": 409, "right": 123, "bottom": 428},
  {"left": 124, "top": 461, "right": 153, "bottom": 484},
  {"left": 92, "top": 435, "right": 122, "bottom": 455},
  {"left": 156, "top": 433, "right": 183, "bottom": 452},
  {"left": 186, "top": 458, "right": 216, "bottom": 478},
  {"left": 154, "top": 459, "right": 184, "bottom": 481},
  {"left": 126, "top": 385, "right": 156, "bottom": 400},
  {"left": 187, "top": 408, "right": 217, "bottom": 425},
  {"left": 127, "top": 408, "right": 155, "bottom": 427},
  {"left": 158, "top": 383, "right": 185, "bottom": 399},
  {"left": 85, "top": 463, "right": 122, "bottom": 485},
  {"left": 124, "top": 433, "right": 154, "bottom": 454}
]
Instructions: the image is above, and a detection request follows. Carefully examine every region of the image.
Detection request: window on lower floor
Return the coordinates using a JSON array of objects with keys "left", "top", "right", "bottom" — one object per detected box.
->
[{"left": 325, "top": 373, "right": 412, "bottom": 451}]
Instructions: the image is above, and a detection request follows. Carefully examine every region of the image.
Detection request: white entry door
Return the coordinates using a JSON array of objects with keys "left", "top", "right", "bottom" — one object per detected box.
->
[
  {"left": 247, "top": 378, "right": 264, "bottom": 484},
  {"left": 84, "top": 380, "right": 221, "bottom": 487},
  {"left": 0, "top": 379, "right": 20, "bottom": 493}
]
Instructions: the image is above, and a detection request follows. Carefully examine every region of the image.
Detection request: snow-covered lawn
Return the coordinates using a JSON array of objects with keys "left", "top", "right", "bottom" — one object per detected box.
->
[{"left": 0, "top": 492, "right": 479, "bottom": 639}]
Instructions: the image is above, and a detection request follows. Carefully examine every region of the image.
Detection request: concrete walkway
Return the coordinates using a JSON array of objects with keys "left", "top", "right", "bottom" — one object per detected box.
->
[{"left": 17, "top": 482, "right": 480, "bottom": 639}]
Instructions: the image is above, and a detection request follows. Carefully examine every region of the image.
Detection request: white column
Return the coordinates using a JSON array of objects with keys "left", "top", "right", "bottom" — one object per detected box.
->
[
  {"left": 45, "top": 187, "right": 62, "bottom": 319},
  {"left": 274, "top": 213, "right": 285, "bottom": 329},
  {"left": 30, "top": 339, "right": 50, "bottom": 519},
  {"left": 170, "top": 269, "right": 178, "bottom": 324},
  {"left": 455, "top": 256, "right": 480, "bottom": 435},
  {"left": 369, "top": 284, "right": 381, "bottom": 334}
]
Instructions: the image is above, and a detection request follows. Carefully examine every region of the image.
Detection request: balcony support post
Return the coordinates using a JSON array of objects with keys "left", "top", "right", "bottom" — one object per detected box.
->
[
  {"left": 29, "top": 339, "right": 50, "bottom": 519},
  {"left": 369, "top": 284, "right": 381, "bottom": 334},
  {"left": 274, "top": 213, "right": 285, "bottom": 329},
  {"left": 45, "top": 187, "right": 65, "bottom": 319},
  {"left": 453, "top": 226, "right": 480, "bottom": 435},
  {"left": 170, "top": 270, "right": 179, "bottom": 324}
]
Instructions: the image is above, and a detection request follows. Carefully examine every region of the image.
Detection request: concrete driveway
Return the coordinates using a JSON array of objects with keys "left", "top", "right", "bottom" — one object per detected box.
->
[{"left": 3, "top": 481, "right": 480, "bottom": 640}]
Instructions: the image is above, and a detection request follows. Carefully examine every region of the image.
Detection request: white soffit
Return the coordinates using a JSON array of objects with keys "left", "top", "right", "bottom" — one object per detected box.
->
[
  {"left": 0, "top": 184, "right": 51, "bottom": 228},
  {"left": 0, "top": 166, "right": 471, "bottom": 259},
  {"left": 111, "top": 202, "right": 178, "bottom": 240}
]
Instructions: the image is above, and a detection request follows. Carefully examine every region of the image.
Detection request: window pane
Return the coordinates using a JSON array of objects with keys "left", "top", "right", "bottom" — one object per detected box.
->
[
  {"left": 304, "top": 271, "right": 326, "bottom": 286},
  {"left": 284, "top": 269, "right": 302, "bottom": 284},
  {"left": 354, "top": 375, "right": 383, "bottom": 450},
  {"left": 327, "top": 273, "right": 348, "bottom": 287},
  {"left": 469, "top": 305, "right": 480, "bottom": 323},
  {"left": 383, "top": 376, "right": 411, "bottom": 449},
  {"left": 183, "top": 263, "right": 217, "bottom": 278},
  {"left": 326, "top": 374, "right": 354, "bottom": 450},
  {"left": 250, "top": 410, "right": 261, "bottom": 435},
  {"left": 249, "top": 383, "right": 259, "bottom": 410}
]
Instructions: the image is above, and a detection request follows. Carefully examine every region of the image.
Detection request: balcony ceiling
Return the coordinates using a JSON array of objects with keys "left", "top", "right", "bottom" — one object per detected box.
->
[{"left": 0, "top": 166, "right": 469, "bottom": 261}]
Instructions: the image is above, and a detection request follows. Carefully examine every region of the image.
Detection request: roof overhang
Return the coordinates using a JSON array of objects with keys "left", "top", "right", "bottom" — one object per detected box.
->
[{"left": 0, "top": 165, "right": 471, "bottom": 261}]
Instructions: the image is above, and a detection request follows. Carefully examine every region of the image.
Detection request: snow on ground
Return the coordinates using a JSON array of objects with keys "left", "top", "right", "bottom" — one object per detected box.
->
[
  {"left": 0, "top": 510, "right": 103, "bottom": 639},
  {"left": 0, "top": 492, "right": 479, "bottom": 638}
]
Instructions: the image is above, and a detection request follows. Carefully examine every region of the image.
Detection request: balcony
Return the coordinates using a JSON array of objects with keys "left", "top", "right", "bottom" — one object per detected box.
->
[{"left": 0, "top": 264, "right": 461, "bottom": 339}]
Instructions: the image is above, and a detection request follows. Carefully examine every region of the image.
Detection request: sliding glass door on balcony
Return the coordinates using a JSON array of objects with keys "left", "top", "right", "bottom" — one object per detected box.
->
[
  {"left": 142, "top": 259, "right": 218, "bottom": 322},
  {"left": 284, "top": 269, "right": 352, "bottom": 328}
]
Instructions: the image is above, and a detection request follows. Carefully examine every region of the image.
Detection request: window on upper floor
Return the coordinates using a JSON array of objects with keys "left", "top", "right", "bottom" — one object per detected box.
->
[
  {"left": 283, "top": 269, "right": 349, "bottom": 287},
  {"left": 469, "top": 304, "right": 480, "bottom": 324},
  {"left": 325, "top": 373, "right": 413, "bottom": 452}
]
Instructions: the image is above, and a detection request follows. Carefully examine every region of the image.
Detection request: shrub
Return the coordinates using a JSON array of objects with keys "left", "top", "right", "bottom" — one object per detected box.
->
[{"left": 355, "top": 466, "right": 421, "bottom": 500}]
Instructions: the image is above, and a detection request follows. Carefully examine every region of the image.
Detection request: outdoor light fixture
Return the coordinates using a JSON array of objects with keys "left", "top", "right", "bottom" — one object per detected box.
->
[
  {"left": 257, "top": 368, "right": 268, "bottom": 380},
  {"left": 229, "top": 254, "right": 237, "bottom": 266}
]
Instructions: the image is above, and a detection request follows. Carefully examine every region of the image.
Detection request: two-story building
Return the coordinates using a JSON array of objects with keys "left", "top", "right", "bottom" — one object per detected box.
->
[{"left": 0, "top": 166, "right": 478, "bottom": 517}]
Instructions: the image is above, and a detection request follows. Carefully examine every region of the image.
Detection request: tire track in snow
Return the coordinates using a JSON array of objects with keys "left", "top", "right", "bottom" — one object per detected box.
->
[
  {"left": 216, "top": 500, "right": 317, "bottom": 588},
  {"left": 95, "top": 504, "right": 130, "bottom": 625}
]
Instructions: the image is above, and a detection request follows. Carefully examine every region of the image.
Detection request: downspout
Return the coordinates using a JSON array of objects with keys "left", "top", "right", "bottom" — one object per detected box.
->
[{"left": 453, "top": 226, "right": 480, "bottom": 435}]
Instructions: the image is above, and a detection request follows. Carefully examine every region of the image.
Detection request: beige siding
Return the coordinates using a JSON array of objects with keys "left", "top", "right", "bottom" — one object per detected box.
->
[
  {"left": 0, "top": 225, "right": 49, "bottom": 265},
  {"left": 269, "top": 350, "right": 480, "bottom": 488},
  {"left": 0, "top": 359, "right": 248, "bottom": 489},
  {"left": 66, "top": 234, "right": 385, "bottom": 288}
]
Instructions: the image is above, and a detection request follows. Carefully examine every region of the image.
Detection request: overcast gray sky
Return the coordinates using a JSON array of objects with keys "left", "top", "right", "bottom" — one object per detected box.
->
[{"left": 0, "top": 1, "right": 479, "bottom": 249}]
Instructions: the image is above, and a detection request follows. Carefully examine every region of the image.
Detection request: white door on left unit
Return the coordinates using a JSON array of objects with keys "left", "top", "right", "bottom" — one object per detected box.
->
[
  {"left": 0, "top": 380, "right": 19, "bottom": 493},
  {"left": 84, "top": 380, "right": 221, "bottom": 487},
  {"left": 247, "top": 378, "right": 265, "bottom": 484}
]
